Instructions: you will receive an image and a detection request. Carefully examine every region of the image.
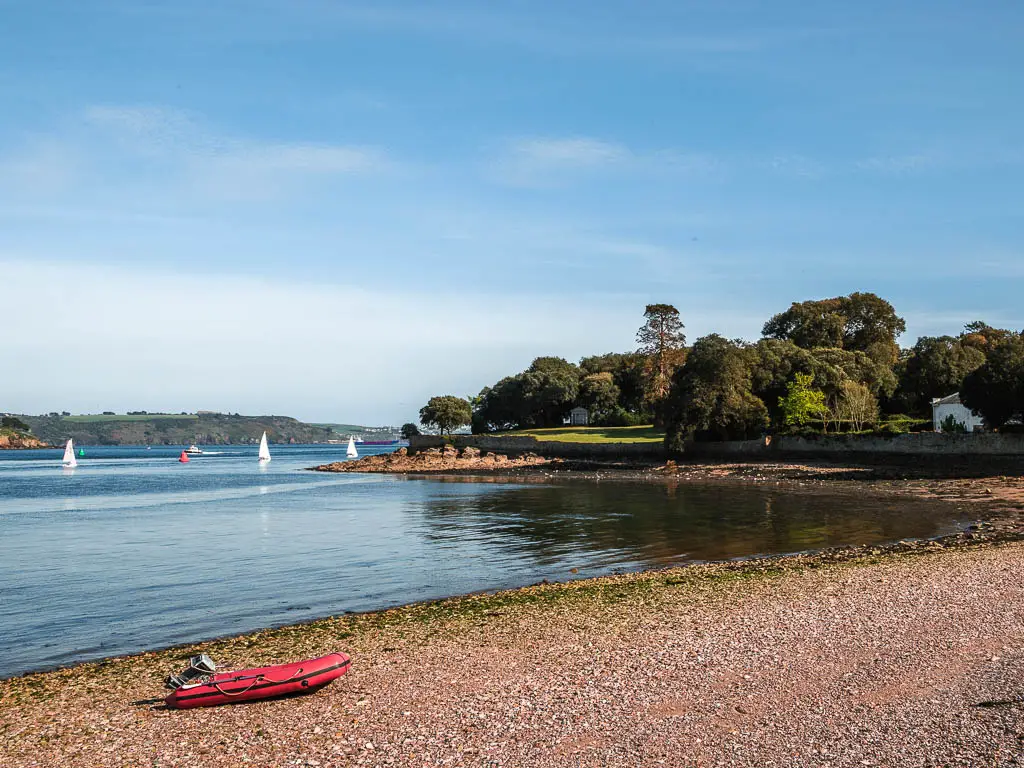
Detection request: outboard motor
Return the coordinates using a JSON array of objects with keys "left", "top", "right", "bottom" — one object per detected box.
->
[{"left": 166, "top": 654, "right": 217, "bottom": 689}]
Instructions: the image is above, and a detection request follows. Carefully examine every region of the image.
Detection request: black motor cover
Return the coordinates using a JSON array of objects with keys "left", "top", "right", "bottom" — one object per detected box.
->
[{"left": 165, "top": 654, "right": 217, "bottom": 689}]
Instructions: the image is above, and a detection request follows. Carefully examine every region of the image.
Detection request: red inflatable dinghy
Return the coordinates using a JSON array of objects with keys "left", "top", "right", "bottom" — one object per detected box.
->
[{"left": 165, "top": 652, "right": 350, "bottom": 709}]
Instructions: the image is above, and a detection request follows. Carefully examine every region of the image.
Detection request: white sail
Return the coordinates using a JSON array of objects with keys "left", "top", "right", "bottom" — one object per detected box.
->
[
  {"left": 258, "top": 431, "right": 271, "bottom": 462},
  {"left": 347, "top": 436, "right": 358, "bottom": 458},
  {"left": 62, "top": 439, "right": 77, "bottom": 468}
]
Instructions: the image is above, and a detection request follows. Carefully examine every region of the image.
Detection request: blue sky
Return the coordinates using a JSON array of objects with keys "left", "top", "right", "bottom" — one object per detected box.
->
[{"left": 2, "top": 0, "right": 1022, "bottom": 424}]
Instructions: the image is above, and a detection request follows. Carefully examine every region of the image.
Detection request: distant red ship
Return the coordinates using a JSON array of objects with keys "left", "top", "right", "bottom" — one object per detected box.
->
[{"left": 360, "top": 439, "right": 400, "bottom": 445}]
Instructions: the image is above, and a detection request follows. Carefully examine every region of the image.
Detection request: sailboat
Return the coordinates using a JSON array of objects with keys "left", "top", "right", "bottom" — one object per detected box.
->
[
  {"left": 62, "top": 439, "right": 78, "bottom": 468},
  {"left": 346, "top": 436, "right": 358, "bottom": 458},
  {"left": 258, "top": 431, "right": 271, "bottom": 463}
]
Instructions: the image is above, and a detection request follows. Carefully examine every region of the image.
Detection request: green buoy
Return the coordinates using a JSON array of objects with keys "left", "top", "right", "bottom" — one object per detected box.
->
[{"left": 79, "top": 448, "right": 85, "bottom": 457}]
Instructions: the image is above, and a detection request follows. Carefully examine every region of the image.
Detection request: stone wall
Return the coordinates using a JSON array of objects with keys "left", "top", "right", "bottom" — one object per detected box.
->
[
  {"left": 687, "top": 432, "right": 1024, "bottom": 459},
  {"left": 409, "top": 432, "right": 1024, "bottom": 462}
]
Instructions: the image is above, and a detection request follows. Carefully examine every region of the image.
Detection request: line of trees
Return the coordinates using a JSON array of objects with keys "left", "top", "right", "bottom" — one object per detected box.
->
[
  {"left": 417, "top": 293, "right": 1023, "bottom": 443},
  {"left": 469, "top": 305, "right": 686, "bottom": 433},
  {"left": 1, "top": 416, "right": 30, "bottom": 432},
  {"left": 663, "top": 297, "right": 1023, "bottom": 448}
]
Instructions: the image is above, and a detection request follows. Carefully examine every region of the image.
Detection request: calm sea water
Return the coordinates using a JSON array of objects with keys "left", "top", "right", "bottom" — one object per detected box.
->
[{"left": 0, "top": 444, "right": 967, "bottom": 678}]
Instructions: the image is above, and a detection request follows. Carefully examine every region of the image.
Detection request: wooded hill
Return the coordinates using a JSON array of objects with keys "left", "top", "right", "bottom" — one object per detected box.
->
[{"left": 18, "top": 413, "right": 335, "bottom": 446}]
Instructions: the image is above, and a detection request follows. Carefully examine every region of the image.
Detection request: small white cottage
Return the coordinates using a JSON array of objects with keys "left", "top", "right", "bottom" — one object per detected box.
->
[
  {"left": 568, "top": 407, "right": 589, "bottom": 426},
  {"left": 931, "top": 393, "right": 984, "bottom": 433}
]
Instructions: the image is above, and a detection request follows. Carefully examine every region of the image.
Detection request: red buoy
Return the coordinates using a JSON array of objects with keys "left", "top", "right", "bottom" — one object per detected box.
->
[{"left": 179, "top": 451, "right": 190, "bottom": 463}]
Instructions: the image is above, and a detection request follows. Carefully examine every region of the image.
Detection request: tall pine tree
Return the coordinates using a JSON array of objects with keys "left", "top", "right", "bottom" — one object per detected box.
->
[{"left": 636, "top": 304, "right": 686, "bottom": 425}]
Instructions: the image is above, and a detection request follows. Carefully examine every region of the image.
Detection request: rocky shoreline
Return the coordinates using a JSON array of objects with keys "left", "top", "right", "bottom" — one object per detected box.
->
[
  {"left": 313, "top": 444, "right": 551, "bottom": 473},
  {"left": 0, "top": 430, "right": 48, "bottom": 449}
]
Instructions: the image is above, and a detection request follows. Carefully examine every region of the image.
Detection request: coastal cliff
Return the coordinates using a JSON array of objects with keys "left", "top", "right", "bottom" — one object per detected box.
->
[{"left": 0, "top": 428, "right": 48, "bottom": 449}]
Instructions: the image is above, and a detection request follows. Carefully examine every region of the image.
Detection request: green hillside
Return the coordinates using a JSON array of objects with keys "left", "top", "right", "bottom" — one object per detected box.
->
[
  {"left": 61, "top": 413, "right": 199, "bottom": 423},
  {"left": 20, "top": 413, "right": 334, "bottom": 446}
]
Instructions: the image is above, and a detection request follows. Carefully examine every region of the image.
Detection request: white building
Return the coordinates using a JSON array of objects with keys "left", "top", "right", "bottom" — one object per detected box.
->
[
  {"left": 568, "top": 407, "right": 589, "bottom": 426},
  {"left": 931, "top": 393, "right": 984, "bottom": 433}
]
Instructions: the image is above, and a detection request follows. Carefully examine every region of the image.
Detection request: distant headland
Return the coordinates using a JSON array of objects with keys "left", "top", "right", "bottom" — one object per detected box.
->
[{"left": 1, "top": 412, "right": 379, "bottom": 447}]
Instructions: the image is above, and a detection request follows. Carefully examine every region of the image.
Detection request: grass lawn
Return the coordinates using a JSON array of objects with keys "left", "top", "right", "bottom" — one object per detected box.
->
[
  {"left": 61, "top": 414, "right": 198, "bottom": 422},
  {"left": 495, "top": 425, "right": 664, "bottom": 443}
]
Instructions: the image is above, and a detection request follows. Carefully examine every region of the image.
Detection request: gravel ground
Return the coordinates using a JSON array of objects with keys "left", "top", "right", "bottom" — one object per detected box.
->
[{"left": 3, "top": 542, "right": 1024, "bottom": 767}]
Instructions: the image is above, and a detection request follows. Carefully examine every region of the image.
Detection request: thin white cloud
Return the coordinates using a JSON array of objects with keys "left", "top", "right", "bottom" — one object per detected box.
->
[
  {"left": 855, "top": 153, "right": 938, "bottom": 175},
  {"left": 1, "top": 104, "right": 392, "bottom": 208},
  {"left": 509, "top": 137, "right": 631, "bottom": 168},
  {"left": 764, "top": 153, "right": 827, "bottom": 178},
  {"left": 84, "top": 104, "right": 390, "bottom": 174},
  {"left": 191, "top": 142, "right": 390, "bottom": 201},
  {"left": 490, "top": 136, "right": 721, "bottom": 187},
  {"left": 853, "top": 141, "right": 1024, "bottom": 176},
  {"left": 83, "top": 104, "right": 199, "bottom": 150},
  {"left": 489, "top": 137, "right": 626, "bottom": 187}
]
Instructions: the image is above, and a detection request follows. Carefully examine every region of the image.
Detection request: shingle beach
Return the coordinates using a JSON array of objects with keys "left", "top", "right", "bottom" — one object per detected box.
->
[{"left": 3, "top": 537, "right": 1023, "bottom": 767}]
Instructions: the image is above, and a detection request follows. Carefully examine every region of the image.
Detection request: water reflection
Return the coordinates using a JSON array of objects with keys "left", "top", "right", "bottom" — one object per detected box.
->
[
  {"left": 0, "top": 445, "right": 970, "bottom": 679},
  {"left": 413, "top": 479, "right": 966, "bottom": 567}
]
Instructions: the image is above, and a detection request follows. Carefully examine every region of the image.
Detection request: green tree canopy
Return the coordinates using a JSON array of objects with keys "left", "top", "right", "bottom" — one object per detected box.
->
[
  {"left": 750, "top": 339, "right": 817, "bottom": 424},
  {"left": 578, "top": 372, "right": 621, "bottom": 423},
  {"left": 960, "top": 334, "right": 1024, "bottom": 428},
  {"left": 579, "top": 351, "right": 649, "bottom": 415},
  {"left": 472, "top": 358, "right": 581, "bottom": 432},
  {"left": 750, "top": 339, "right": 896, "bottom": 426},
  {"left": 777, "top": 372, "right": 827, "bottom": 429},
  {"left": 1, "top": 415, "right": 30, "bottom": 431},
  {"left": 579, "top": 352, "right": 629, "bottom": 376},
  {"left": 960, "top": 321, "right": 1018, "bottom": 353},
  {"left": 808, "top": 347, "right": 898, "bottom": 399},
  {"left": 762, "top": 292, "right": 906, "bottom": 367},
  {"left": 471, "top": 377, "right": 526, "bottom": 433},
  {"left": 519, "top": 357, "right": 581, "bottom": 428},
  {"left": 896, "top": 335, "right": 986, "bottom": 414},
  {"left": 664, "top": 334, "right": 768, "bottom": 450},
  {"left": 419, "top": 395, "right": 472, "bottom": 436},
  {"left": 400, "top": 422, "right": 421, "bottom": 439}
]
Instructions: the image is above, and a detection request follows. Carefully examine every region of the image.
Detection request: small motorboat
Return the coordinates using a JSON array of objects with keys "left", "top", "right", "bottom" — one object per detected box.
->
[
  {"left": 165, "top": 652, "right": 350, "bottom": 709},
  {"left": 184, "top": 444, "right": 204, "bottom": 456}
]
